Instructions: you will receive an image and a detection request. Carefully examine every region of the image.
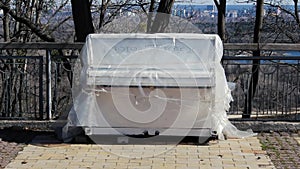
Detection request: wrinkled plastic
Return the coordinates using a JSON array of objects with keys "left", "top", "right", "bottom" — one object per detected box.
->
[{"left": 63, "top": 33, "right": 256, "bottom": 141}]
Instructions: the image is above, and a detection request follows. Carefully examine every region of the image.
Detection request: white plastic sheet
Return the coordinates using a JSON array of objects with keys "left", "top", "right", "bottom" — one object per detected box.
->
[{"left": 63, "top": 33, "right": 256, "bottom": 141}]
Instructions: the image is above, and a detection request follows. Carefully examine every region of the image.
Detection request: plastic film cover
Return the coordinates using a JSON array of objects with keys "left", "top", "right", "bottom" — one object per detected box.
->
[{"left": 63, "top": 33, "right": 256, "bottom": 141}]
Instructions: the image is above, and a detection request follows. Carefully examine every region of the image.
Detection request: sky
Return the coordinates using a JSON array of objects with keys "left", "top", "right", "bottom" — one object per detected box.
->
[
  {"left": 175, "top": 0, "right": 249, "bottom": 5},
  {"left": 177, "top": 0, "right": 295, "bottom": 5}
]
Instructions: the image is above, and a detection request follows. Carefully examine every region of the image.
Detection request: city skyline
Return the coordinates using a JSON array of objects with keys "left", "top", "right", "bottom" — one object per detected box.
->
[{"left": 176, "top": 0, "right": 295, "bottom": 5}]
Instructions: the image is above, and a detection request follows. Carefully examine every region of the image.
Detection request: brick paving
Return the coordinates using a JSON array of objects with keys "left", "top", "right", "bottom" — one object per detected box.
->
[
  {"left": 5, "top": 137, "right": 275, "bottom": 169},
  {"left": 294, "top": 137, "right": 300, "bottom": 145},
  {"left": 258, "top": 132, "right": 300, "bottom": 169},
  {"left": 0, "top": 128, "right": 50, "bottom": 169}
]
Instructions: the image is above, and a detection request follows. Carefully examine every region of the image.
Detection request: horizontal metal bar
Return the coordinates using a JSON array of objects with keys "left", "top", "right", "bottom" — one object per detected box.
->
[
  {"left": 93, "top": 85, "right": 213, "bottom": 88},
  {"left": 0, "top": 42, "right": 299, "bottom": 51},
  {"left": 0, "top": 42, "right": 84, "bottom": 49},
  {"left": 222, "top": 56, "right": 300, "bottom": 60},
  {"left": 0, "top": 55, "right": 43, "bottom": 59},
  {"left": 224, "top": 43, "right": 300, "bottom": 51},
  {"left": 1, "top": 55, "right": 299, "bottom": 62},
  {"left": 0, "top": 55, "right": 79, "bottom": 60},
  {"left": 51, "top": 55, "right": 79, "bottom": 59}
]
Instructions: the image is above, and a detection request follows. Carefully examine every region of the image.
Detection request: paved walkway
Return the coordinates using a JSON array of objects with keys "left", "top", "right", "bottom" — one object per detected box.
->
[
  {"left": 258, "top": 132, "right": 300, "bottom": 169},
  {"left": 5, "top": 137, "right": 275, "bottom": 169},
  {"left": 295, "top": 137, "right": 300, "bottom": 145}
]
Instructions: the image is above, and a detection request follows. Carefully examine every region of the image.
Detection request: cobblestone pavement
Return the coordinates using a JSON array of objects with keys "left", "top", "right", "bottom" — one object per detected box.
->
[
  {"left": 0, "top": 140, "right": 24, "bottom": 169},
  {"left": 258, "top": 132, "right": 300, "bottom": 169},
  {"left": 0, "top": 128, "right": 53, "bottom": 169},
  {"left": 5, "top": 136, "right": 274, "bottom": 169}
]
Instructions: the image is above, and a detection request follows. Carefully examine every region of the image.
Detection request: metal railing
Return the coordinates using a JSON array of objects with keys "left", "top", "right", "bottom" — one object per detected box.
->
[
  {"left": 0, "top": 43, "right": 82, "bottom": 120},
  {"left": 0, "top": 42, "right": 299, "bottom": 121},
  {"left": 0, "top": 56, "right": 43, "bottom": 119},
  {"left": 222, "top": 56, "right": 300, "bottom": 121},
  {"left": 223, "top": 43, "right": 300, "bottom": 120}
]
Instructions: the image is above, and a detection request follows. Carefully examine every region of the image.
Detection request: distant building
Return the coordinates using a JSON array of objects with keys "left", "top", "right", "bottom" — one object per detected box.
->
[
  {"left": 227, "top": 10, "right": 238, "bottom": 18},
  {"left": 206, "top": 5, "right": 215, "bottom": 12}
]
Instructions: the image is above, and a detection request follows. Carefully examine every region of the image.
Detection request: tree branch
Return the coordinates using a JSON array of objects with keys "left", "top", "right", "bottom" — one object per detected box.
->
[
  {"left": 0, "top": 2, "right": 55, "bottom": 42},
  {"left": 264, "top": 2, "right": 300, "bottom": 26},
  {"left": 213, "top": 0, "right": 220, "bottom": 7},
  {"left": 49, "top": 16, "right": 72, "bottom": 33}
]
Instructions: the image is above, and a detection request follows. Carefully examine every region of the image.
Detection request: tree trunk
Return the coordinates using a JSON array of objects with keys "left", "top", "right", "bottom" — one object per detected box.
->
[
  {"left": 146, "top": 0, "right": 155, "bottom": 33},
  {"left": 214, "top": 0, "right": 227, "bottom": 41},
  {"left": 294, "top": 0, "right": 300, "bottom": 27},
  {"left": 243, "top": 0, "right": 264, "bottom": 118},
  {"left": 149, "top": 0, "right": 175, "bottom": 33},
  {"left": 99, "top": 0, "right": 111, "bottom": 29},
  {"left": 157, "top": 0, "right": 174, "bottom": 14},
  {"left": 35, "top": 0, "right": 43, "bottom": 25},
  {"left": 71, "top": 0, "right": 94, "bottom": 42},
  {"left": 3, "top": 0, "right": 10, "bottom": 42}
]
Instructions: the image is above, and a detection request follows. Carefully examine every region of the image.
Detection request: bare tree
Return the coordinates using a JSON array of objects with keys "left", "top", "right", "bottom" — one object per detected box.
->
[
  {"left": 99, "top": 0, "right": 111, "bottom": 29},
  {"left": 0, "top": 0, "right": 72, "bottom": 42},
  {"left": 71, "top": 0, "right": 176, "bottom": 36},
  {"left": 71, "top": 0, "right": 95, "bottom": 42},
  {"left": 243, "top": 0, "right": 264, "bottom": 118},
  {"left": 264, "top": 0, "right": 300, "bottom": 27},
  {"left": 148, "top": 0, "right": 175, "bottom": 32},
  {"left": 214, "top": 0, "right": 227, "bottom": 41},
  {"left": 0, "top": 0, "right": 73, "bottom": 119}
]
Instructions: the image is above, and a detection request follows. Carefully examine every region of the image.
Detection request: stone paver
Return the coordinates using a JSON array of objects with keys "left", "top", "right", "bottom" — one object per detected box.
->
[
  {"left": 258, "top": 132, "right": 300, "bottom": 169},
  {"left": 5, "top": 137, "right": 275, "bottom": 169},
  {"left": 294, "top": 137, "right": 300, "bottom": 145},
  {"left": 0, "top": 140, "right": 24, "bottom": 169}
]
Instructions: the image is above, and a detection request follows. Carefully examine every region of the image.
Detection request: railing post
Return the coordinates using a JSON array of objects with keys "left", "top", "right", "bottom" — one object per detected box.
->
[
  {"left": 46, "top": 50, "right": 52, "bottom": 120},
  {"left": 39, "top": 56, "right": 44, "bottom": 120}
]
